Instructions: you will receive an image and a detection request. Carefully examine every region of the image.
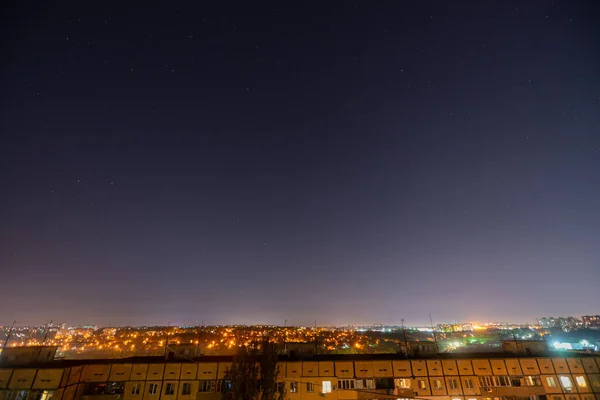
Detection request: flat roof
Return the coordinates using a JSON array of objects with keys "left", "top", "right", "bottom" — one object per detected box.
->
[{"left": 2, "top": 350, "right": 597, "bottom": 370}]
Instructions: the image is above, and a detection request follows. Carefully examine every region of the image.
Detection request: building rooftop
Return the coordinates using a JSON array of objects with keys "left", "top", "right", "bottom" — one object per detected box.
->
[{"left": 1, "top": 349, "right": 596, "bottom": 370}]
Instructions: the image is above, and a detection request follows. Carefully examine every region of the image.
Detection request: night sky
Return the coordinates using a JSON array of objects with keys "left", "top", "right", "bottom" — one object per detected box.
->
[{"left": 2, "top": 1, "right": 599, "bottom": 327}]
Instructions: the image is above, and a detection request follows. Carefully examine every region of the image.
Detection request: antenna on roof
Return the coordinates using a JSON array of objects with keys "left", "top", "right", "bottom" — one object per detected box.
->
[{"left": 429, "top": 314, "right": 439, "bottom": 354}]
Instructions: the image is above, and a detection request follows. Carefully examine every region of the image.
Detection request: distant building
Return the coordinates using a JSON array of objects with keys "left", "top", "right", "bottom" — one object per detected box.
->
[
  {"left": 538, "top": 316, "right": 582, "bottom": 332},
  {"left": 398, "top": 341, "right": 438, "bottom": 357},
  {"left": 503, "top": 339, "right": 548, "bottom": 355},
  {"left": 281, "top": 342, "right": 317, "bottom": 359},
  {"left": 0, "top": 346, "right": 58, "bottom": 366},
  {"left": 165, "top": 344, "right": 202, "bottom": 361},
  {"left": 582, "top": 315, "right": 600, "bottom": 329}
]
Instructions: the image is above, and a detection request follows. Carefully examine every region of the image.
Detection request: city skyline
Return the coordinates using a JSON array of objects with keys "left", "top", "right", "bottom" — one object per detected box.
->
[
  {"left": 3, "top": 314, "right": 599, "bottom": 329},
  {"left": 1, "top": 1, "right": 599, "bottom": 325}
]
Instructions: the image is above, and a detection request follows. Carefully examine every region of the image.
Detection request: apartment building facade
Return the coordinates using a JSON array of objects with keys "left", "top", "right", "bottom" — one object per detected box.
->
[{"left": 1, "top": 354, "right": 600, "bottom": 400}]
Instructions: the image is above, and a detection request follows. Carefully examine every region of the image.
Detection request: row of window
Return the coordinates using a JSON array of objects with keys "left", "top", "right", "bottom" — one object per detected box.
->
[
  {"left": 130, "top": 374, "right": 599, "bottom": 396},
  {"left": 3, "top": 391, "right": 55, "bottom": 400}
]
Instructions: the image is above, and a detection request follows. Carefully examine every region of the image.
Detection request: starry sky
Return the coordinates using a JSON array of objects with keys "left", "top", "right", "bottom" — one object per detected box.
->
[{"left": 1, "top": 0, "right": 599, "bottom": 327}]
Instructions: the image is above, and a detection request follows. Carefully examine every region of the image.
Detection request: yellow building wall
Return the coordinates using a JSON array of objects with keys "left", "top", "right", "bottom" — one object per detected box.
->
[
  {"left": 588, "top": 373, "right": 600, "bottom": 393},
  {"left": 147, "top": 364, "right": 165, "bottom": 380},
  {"left": 197, "top": 363, "right": 217, "bottom": 380},
  {"left": 109, "top": 364, "right": 132, "bottom": 381},
  {"left": 572, "top": 374, "right": 591, "bottom": 393},
  {"left": 457, "top": 360, "right": 474, "bottom": 375},
  {"left": 472, "top": 359, "right": 492, "bottom": 376},
  {"left": 178, "top": 380, "right": 198, "bottom": 399},
  {"left": 142, "top": 381, "right": 162, "bottom": 400},
  {"left": 429, "top": 376, "right": 447, "bottom": 396},
  {"left": 9, "top": 369, "right": 36, "bottom": 389},
  {"left": 164, "top": 364, "right": 182, "bottom": 380},
  {"left": 553, "top": 359, "right": 570, "bottom": 375},
  {"left": 217, "top": 362, "right": 231, "bottom": 380},
  {"left": 538, "top": 358, "right": 556, "bottom": 374},
  {"left": 62, "top": 383, "right": 77, "bottom": 400},
  {"left": 124, "top": 381, "right": 145, "bottom": 400},
  {"left": 445, "top": 376, "right": 462, "bottom": 396},
  {"left": 392, "top": 360, "right": 411, "bottom": 377},
  {"left": 353, "top": 362, "right": 373, "bottom": 378},
  {"left": 460, "top": 376, "right": 479, "bottom": 396},
  {"left": 413, "top": 376, "right": 432, "bottom": 396},
  {"left": 0, "top": 370, "right": 12, "bottom": 389},
  {"left": 316, "top": 377, "right": 336, "bottom": 395},
  {"left": 68, "top": 366, "right": 82, "bottom": 385},
  {"left": 334, "top": 361, "right": 353, "bottom": 378},
  {"left": 33, "top": 368, "right": 64, "bottom": 389},
  {"left": 131, "top": 364, "right": 148, "bottom": 380},
  {"left": 75, "top": 382, "right": 85, "bottom": 399},
  {"left": 567, "top": 359, "right": 585, "bottom": 374},
  {"left": 442, "top": 360, "right": 459, "bottom": 375},
  {"left": 161, "top": 380, "right": 179, "bottom": 399},
  {"left": 180, "top": 364, "right": 197, "bottom": 380},
  {"left": 297, "top": 377, "right": 321, "bottom": 400},
  {"left": 541, "top": 375, "right": 563, "bottom": 394},
  {"left": 411, "top": 360, "right": 428, "bottom": 377},
  {"left": 489, "top": 359, "right": 507, "bottom": 375},
  {"left": 372, "top": 361, "right": 392, "bottom": 377},
  {"left": 60, "top": 368, "right": 70, "bottom": 387},
  {"left": 581, "top": 358, "right": 599, "bottom": 374},
  {"left": 319, "top": 362, "right": 335, "bottom": 377},
  {"left": 54, "top": 387, "right": 65, "bottom": 400},
  {"left": 196, "top": 392, "right": 220, "bottom": 400},
  {"left": 286, "top": 362, "right": 302, "bottom": 379},
  {"left": 427, "top": 360, "right": 443, "bottom": 376},
  {"left": 337, "top": 387, "right": 358, "bottom": 400},
  {"left": 82, "top": 365, "right": 111, "bottom": 382},
  {"left": 7, "top": 356, "right": 600, "bottom": 400},
  {"left": 519, "top": 358, "right": 540, "bottom": 375}
]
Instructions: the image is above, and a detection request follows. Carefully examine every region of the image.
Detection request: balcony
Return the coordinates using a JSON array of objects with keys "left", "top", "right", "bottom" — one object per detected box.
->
[
  {"left": 357, "top": 388, "right": 413, "bottom": 400},
  {"left": 81, "top": 395, "right": 122, "bottom": 400},
  {"left": 483, "top": 386, "right": 546, "bottom": 397}
]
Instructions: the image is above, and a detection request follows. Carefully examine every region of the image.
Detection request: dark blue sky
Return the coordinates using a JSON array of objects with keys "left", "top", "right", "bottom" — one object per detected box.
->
[{"left": 1, "top": 0, "right": 599, "bottom": 327}]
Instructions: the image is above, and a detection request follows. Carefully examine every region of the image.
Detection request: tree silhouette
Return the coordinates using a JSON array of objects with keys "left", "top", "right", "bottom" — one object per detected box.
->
[{"left": 222, "top": 337, "right": 285, "bottom": 400}]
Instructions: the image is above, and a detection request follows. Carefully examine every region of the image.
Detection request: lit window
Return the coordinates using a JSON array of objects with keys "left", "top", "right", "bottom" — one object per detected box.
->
[
  {"left": 418, "top": 380, "right": 427, "bottom": 390},
  {"left": 433, "top": 379, "right": 443, "bottom": 390},
  {"left": 322, "top": 381, "right": 332, "bottom": 394},
  {"left": 395, "top": 379, "right": 411, "bottom": 389},
  {"left": 289, "top": 382, "right": 298, "bottom": 393},
  {"left": 575, "top": 376, "right": 587, "bottom": 388},
  {"left": 306, "top": 382, "right": 314, "bottom": 393},
  {"left": 546, "top": 377, "right": 557, "bottom": 388},
  {"left": 524, "top": 376, "right": 542, "bottom": 387},
  {"left": 560, "top": 376, "right": 573, "bottom": 390}
]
